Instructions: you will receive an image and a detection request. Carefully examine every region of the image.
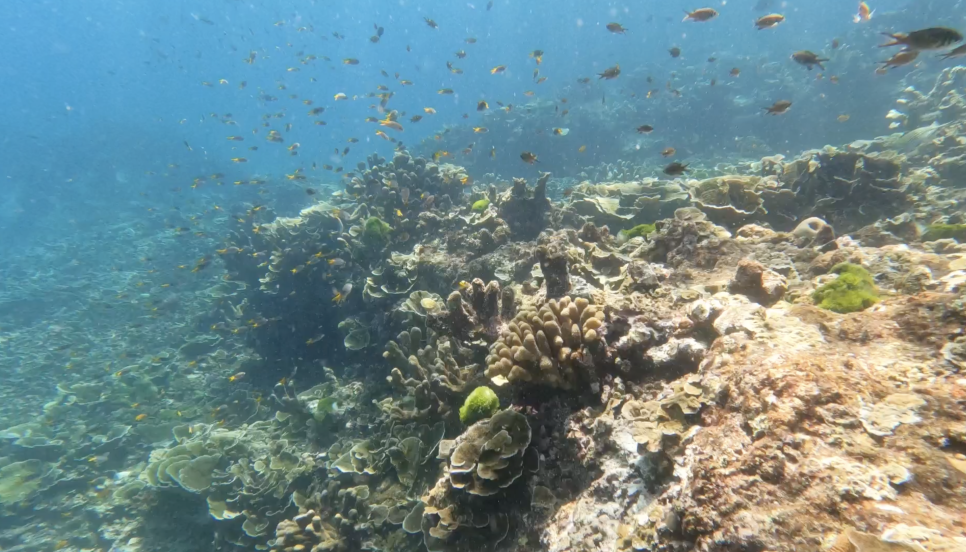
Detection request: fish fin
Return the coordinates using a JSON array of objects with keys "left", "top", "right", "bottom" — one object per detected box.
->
[{"left": 878, "top": 33, "right": 903, "bottom": 47}]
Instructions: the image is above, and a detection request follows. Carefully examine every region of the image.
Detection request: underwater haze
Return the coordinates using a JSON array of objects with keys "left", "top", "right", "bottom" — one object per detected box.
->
[{"left": 2, "top": 0, "right": 966, "bottom": 551}]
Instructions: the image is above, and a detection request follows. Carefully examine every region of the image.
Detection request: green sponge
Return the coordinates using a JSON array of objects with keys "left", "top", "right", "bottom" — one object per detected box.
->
[
  {"left": 459, "top": 387, "right": 500, "bottom": 425},
  {"left": 811, "top": 263, "right": 879, "bottom": 314}
]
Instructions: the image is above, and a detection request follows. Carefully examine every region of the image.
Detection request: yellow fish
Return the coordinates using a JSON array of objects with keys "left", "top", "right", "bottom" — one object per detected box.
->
[{"left": 491, "top": 65, "right": 507, "bottom": 74}]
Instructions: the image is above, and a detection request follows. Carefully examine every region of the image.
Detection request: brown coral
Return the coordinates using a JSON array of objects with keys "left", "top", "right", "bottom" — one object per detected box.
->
[{"left": 484, "top": 296, "right": 605, "bottom": 389}]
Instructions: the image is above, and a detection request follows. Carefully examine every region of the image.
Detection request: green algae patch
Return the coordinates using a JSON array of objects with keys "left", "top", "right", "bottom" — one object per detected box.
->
[
  {"left": 363, "top": 216, "right": 392, "bottom": 245},
  {"left": 619, "top": 224, "right": 657, "bottom": 241},
  {"left": 471, "top": 198, "right": 491, "bottom": 213},
  {"left": 812, "top": 263, "right": 879, "bottom": 314},
  {"left": 922, "top": 224, "right": 966, "bottom": 242},
  {"left": 459, "top": 387, "right": 500, "bottom": 425}
]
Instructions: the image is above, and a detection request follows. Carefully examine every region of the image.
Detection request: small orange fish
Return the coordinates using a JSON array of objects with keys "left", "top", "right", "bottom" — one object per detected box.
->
[
  {"left": 135, "top": 413, "right": 148, "bottom": 422},
  {"left": 853, "top": 1, "right": 873, "bottom": 23}
]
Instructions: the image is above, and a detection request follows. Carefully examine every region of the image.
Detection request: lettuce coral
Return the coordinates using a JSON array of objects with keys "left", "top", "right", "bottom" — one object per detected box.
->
[
  {"left": 811, "top": 263, "right": 879, "bottom": 314},
  {"left": 459, "top": 386, "right": 500, "bottom": 424}
]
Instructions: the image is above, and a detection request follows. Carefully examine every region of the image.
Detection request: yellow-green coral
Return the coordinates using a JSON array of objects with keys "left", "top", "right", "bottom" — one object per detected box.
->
[
  {"left": 471, "top": 199, "right": 491, "bottom": 213},
  {"left": 459, "top": 387, "right": 499, "bottom": 425},
  {"left": 812, "top": 263, "right": 879, "bottom": 314}
]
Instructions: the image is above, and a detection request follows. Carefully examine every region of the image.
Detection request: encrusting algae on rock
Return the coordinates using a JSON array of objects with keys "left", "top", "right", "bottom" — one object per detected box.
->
[{"left": 812, "top": 262, "right": 880, "bottom": 313}]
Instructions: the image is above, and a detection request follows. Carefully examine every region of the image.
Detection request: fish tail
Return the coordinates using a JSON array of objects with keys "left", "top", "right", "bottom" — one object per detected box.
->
[{"left": 879, "top": 33, "right": 903, "bottom": 47}]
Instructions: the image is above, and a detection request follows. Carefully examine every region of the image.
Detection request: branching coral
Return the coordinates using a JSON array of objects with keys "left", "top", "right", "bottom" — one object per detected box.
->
[
  {"left": 380, "top": 326, "right": 481, "bottom": 420},
  {"left": 484, "top": 296, "right": 605, "bottom": 389}
]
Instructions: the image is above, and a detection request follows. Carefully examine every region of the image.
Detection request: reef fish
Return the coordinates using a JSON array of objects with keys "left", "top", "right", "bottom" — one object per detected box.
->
[
  {"left": 663, "top": 162, "right": 689, "bottom": 176},
  {"left": 853, "top": 2, "right": 873, "bottom": 23},
  {"left": 791, "top": 50, "right": 828, "bottom": 70},
  {"left": 683, "top": 8, "right": 718, "bottom": 22},
  {"left": 764, "top": 100, "right": 792, "bottom": 115},
  {"left": 939, "top": 43, "right": 966, "bottom": 60},
  {"left": 598, "top": 64, "right": 620, "bottom": 80},
  {"left": 879, "top": 49, "right": 919, "bottom": 69},
  {"left": 755, "top": 14, "right": 784, "bottom": 30},
  {"left": 880, "top": 28, "right": 963, "bottom": 51}
]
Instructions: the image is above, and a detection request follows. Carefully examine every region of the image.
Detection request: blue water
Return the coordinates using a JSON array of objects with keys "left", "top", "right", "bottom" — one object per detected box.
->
[{"left": 3, "top": 0, "right": 963, "bottom": 248}]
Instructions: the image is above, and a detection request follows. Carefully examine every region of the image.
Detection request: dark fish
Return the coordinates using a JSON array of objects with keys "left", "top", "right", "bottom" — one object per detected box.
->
[
  {"left": 764, "top": 100, "right": 792, "bottom": 114},
  {"left": 305, "top": 188, "right": 317, "bottom": 195},
  {"left": 669, "top": 47, "right": 681, "bottom": 58},
  {"left": 660, "top": 147, "right": 676, "bottom": 157},
  {"left": 606, "top": 23, "right": 628, "bottom": 34},
  {"left": 636, "top": 125, "right": 654, "bottom": 134},
  {"left": 831, "top": 39, "right": 840, "bottom": 49},
  {"left": 477, "top": 100, "right": 488, "bottom": 111},
  {"left": 663, "top": 162, "right": 689, "bottom": 176},
  {"left": 424, "top": 17, "right": 438, "bottom": 29},
  {"left": 880, "top": 27, "right": 963, "bottom": 51},
  {"left": 791, "top": 50, "right": 828, "bottom": 70},
  {"left": 598, "top": 64, "right": 620, "bottom": 79},
  {"left": 520, "top": 151, "right": 538, "bottom": 164},
  {"left": 939, "top": 43, "right": 966, "bottom": 60},
  {"left": 487, "top": 1, "right": 493, "bottom": 10}
]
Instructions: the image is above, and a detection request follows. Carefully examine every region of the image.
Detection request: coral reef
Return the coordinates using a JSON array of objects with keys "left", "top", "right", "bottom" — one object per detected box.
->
[{"left": 10, "top": 85, "right": 966, "bottom": 552}]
